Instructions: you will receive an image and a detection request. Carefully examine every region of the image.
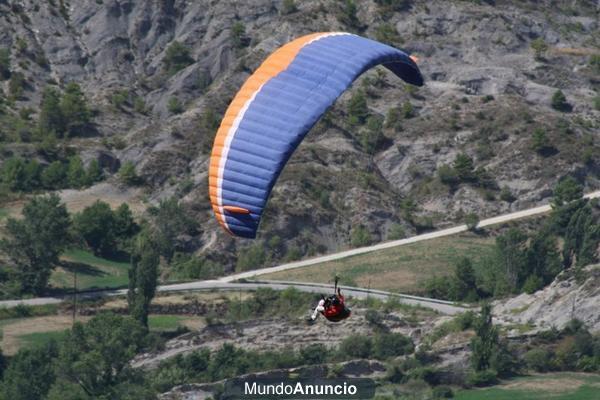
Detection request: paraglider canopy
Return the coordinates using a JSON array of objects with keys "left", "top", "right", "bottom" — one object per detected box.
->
[{"left": 209, "top": 32, "right": 424, "bottom": 238}]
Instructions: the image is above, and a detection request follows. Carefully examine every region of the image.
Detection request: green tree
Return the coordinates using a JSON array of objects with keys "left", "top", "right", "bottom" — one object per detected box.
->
[
  {"left": 60, "top": 82, "right": 91, "bottom": 136},
  {"left": 231, "top": 22, "right": 248, "bottom": 48},
  {"left": 0, "top": 194, "right": 70, "bottom": 294},
  {"left": 453, "top": 153, "right": 475, "bottom": 182},
  {"left": 113, "top": 203, "right": 138, "bottom": 242},
  {"left": 41, "top": 161, "right": 67, "bottom": 189},
  {"left": 56, "top": 313, "right": 148, "bottom": 398},
  {"left": 128, "top": 230, "right": 159, "bottom": 327},
  {"left": 0, "top": 342, "right": 58, "bottom": 400},
  {"left": 348, "top": 90, "right": 368, "bottom": 125},
  {"left": 551, "top": 90, "right": 570, "bottom": 112},
  {"left": 38, "top": 86, "right": 64, "bottom": 136},
  {"left": 149, "top": 197, "right": 197, "bottom": 262},
  {"left": 118, "top": 161, "right": 139, "bottom": 185},
  {"left": 494, "top": 229, "right": 527, "bottom": 294},
  {"left": 236, "top": 244, "right": 267, "bottom": 271},
  {"left": 526, "top": 232, "right": 561, "bottom": 287},
  {"left": 450, "top": 257, "right": 478, "bottom": 301},
  {"left": 163, "top": 41, "right": 194, "bottom": 75},
  {"left": 85, "top": 159, "right": 102, "bottom": 185},
  {"left": 73, "top": 200, "right": 116, "bottom": 256},
  {"left": 531, "top": 127, "right": 553, "bottom": 155},
  {"left": 552, "top": 176, "right": 583, "bottom": 207},
  {"left": 471, "top": 303, "right": 498, "bottom": 371},
  {"left": 0, "top": 48, "right": 10, "bottom": 80},
  {"left": 67, "top": 156, "right": 86, "bottom": 188},
  {"left": 1, "top": 157, "right": 27, "bottom": 191},
  {"left": 361, "top": 115, "right": 384, "bottom": 154}
]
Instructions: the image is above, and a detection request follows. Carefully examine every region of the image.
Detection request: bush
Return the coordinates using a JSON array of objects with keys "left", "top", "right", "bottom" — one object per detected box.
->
[
  {"left": 348, "top": 90, "right": 368, "bottom": 125},
  {"left": 530, "top": 38, "right": 548, "bottom": 60},
  {"left": 522, "top": 274, "right": 543, "bottom": 294},
  {"left": 280, "top": 0, "right": 297, "bottom": 14},
  {"left": 236, "top": 244, "right": 267, "bottom": 271},
  {"left": 41, "top": 161, "right": 67, "bottom": 189},
  {"left": 552, "top": 176, "right": 583, "bottom": 207},
  {"left": 531, "top": 127, "right": 554, "bottom": 155},
  {"left": 231, "top": 22, "right": 248, "bottom": 48},
  {"left": 118, "top": 161, "right": 139, "bottom": 185},
  {"left": 163, "top": 41, "right": 194, "bottom": 75},
  {"left": 167, "top": 97, "right": 184, "bottom": 114},
  {"left": 351, "top": 225, "right": 372, "bottom": 247},
  {"left": 464, "top": 213, "right": 479, "bottom": 231},
  {"left": 500, "top": 186, "right": 516, "bottom": 203},
  {"left": 67, "top": 156, "right": 86, "bottom": 188},
  {"left": 432, "top": 386, "right": 454, "bottom": 399},
  {"left": 373, "top": 333, "right": 414, "bottom": 359},
  {"left": 466, "top": 369, "right": 498, "bottom": 387},
  {"left": 387, "top": 223, "right": 405, "bottom": 240},
  {"left": 438, "top": 164, "right": 459, "bottom": 188},
  {"left": 339, "top": 335, "right": 372, "bottom": 358},
  {"left": 524, "top": 348, "right": 552, "bottom": 372}
]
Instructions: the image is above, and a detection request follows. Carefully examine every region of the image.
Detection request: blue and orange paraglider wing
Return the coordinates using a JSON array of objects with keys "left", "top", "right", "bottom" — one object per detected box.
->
[{"left": 209, "top": 32, "right": 423, "bottom": 238}]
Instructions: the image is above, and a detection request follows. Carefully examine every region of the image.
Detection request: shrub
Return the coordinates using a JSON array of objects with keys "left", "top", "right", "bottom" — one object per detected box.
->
[
  {"left": 374, "top": 23, "right": 400, "bottom": 45},
  {"left": 552, "top": 176, "right": 582, "bottom": 207},
  {"left": 531, "top": 127, "right": 554, "bottom": 155},
  {"left": 500, "top": 186, "right": 516, "bottom": 203},
  {"left": 336, "top": 0, "right": 360, "bottom": 29},
  {"left": 530, "top": 38, "right": 548, "bottom": 60},
  {"left": 348, "top": 90, "right": 368, "bottom": 125},
  {"left": 60, "top": 82, "right": 91, "bottom": 137},
  {"left": 373, "top": 333, "right": 414, "bottom": 359},
  {"left": 41, "top": 161, "right": 67, "bottom": 189},
  {"left": 387, "top": 223, "right": 405, "bottom": 240},
  {"left": 163, "top": 41, "right": 194, "bottom": 75},
  {"left": 524, "top": 348, "right": 552, "bottom": 372},
  {"left": 110, "top": 90, "right": 128, "bottom": 109},
  {"left": 280, "top": 0, "right": 297, "bottom": 14},
  {"left": 361, "top": 115, "right": 384, "bottom": 153},
  {"left": 438, "top": 164, "right": 459, "bottom": 188},
  {"left": 236, "top": 244, "right": 267, "bottom": 271},
  {"left": 453, "top": 153, "right": 475, "bottom": 181},
  {"left": 401, "top": 101, "right": 414, "bottom": 119},
  {"left": 522, "top": 274, "right": 543, "bottom": 294},
  {"left": 466, "top": 369, "right": 498, "bottom": 387},
  {"left": 118, "top": 161, "right": 139, "bottom": 186},
  {"left": 231, "top": 22, "right": 248, "bottom": 48},
  {"left": 551, "top": 90, "right": 570, "bottom": 112},
  {"left": 167, "top": 97, "right": 184, "bottom": 114},
  {"left": 339, "top": 335, "right": 372, "bottom": 358},
  {"left": 464, "top": 213, "right": 479, "bottom": 231},
  {"left": 350, "top": 225, "right": 372, "bottom": 247},
  {"left": 67, "top": 156, "right": 86, "bottom": 188}
]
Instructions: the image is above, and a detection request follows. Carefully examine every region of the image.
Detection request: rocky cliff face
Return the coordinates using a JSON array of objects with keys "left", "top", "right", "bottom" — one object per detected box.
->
[
  {"left": 0, "top": 0, "right": 598, "bottom": 270},
  {"left": 495, "top": 264, "right": 600, "bottom": 333}
]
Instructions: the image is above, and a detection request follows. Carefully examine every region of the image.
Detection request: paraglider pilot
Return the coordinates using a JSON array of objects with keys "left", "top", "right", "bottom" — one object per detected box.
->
[{"left": 310, "top": 277, "right": 351, "bottom": 322}]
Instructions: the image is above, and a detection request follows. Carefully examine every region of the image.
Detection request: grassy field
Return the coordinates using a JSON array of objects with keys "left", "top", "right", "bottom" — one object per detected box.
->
[
  {"left": 262, "top": 233, "right": 495, "bottom": 293},
  {"left": 50, "top": 249, "right": 131, "bottom": 290},
  {"left": 148, "top": 315, "right": 188, "bottom": 331},
  {"left": 456, "top": 373, "right": 600, "bottom": 400}
]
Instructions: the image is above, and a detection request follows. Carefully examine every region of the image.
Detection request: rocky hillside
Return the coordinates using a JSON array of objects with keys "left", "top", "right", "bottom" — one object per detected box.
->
[
  {"left": 0, "top": 0, "right": 598, "bottom": 270},
  {"left": 495, "top": 264, "right": 600, "bottom": 333}
]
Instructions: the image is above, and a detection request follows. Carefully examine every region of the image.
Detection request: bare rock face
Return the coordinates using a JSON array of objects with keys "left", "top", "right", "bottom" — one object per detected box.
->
[{"left": 494, "top": 264, "right": 600, "bottom": 333}]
